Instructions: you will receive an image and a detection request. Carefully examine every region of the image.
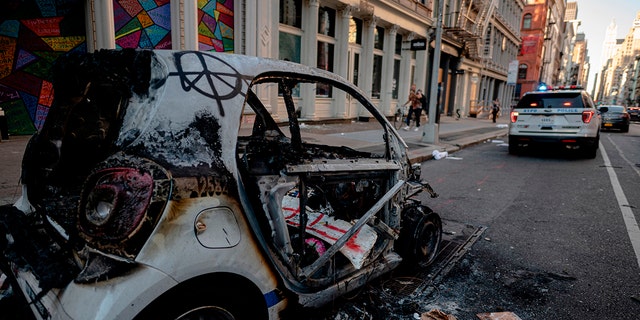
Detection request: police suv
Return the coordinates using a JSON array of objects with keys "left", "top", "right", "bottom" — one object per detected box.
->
[{"left": 509, "top": 84, "right": 600, "bottom": 158}]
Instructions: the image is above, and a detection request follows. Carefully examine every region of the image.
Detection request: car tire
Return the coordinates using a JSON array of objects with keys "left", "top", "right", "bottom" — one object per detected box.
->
[
  {"left": 508, "top": 137, "right": 519, "bottom": 155},
  {"left": 395, "top": 205, "right": 442, "bottom": 266},
  {"left": 135, "top": 275, "right": 268, "bottom": 320}
]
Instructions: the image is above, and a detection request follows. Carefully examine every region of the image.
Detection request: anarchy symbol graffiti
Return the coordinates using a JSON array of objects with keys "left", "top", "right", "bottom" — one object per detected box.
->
[{"left": 170, "top": 51, "right": 250, "bottom": 117}]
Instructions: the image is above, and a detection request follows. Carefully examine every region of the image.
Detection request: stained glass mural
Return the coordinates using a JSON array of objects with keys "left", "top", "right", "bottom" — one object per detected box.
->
[
  {"left": 114, "top": 0, "right": 172, "bottom": 49},
  {"left": 198, "top": 0, "right": 234, "bottom": 52},
  {"left": 0, "top": 0, "right": 86, "bottom": 135}
]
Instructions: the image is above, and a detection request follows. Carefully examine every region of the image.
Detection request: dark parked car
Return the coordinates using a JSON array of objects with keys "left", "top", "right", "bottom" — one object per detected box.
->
[
  {"left": 0, "top": 49, "right": 443, "bottom": 319},
  {"left": 627, "top": 106, "right": 640, "bottom": 121},
  {"left": 598, "top": 105, "right": 630, "bottom": 132}
]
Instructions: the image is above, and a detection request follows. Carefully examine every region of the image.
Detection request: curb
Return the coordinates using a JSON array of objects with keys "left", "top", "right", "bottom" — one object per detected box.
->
[{"left": 407, "top": 129, "right": 509, "bottom": 163}]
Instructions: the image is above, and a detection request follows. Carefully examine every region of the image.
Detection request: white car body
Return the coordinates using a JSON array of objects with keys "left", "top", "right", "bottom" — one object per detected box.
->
[
  {"left": 0, "top": 49, "right": 442, "bottom": 319},
  {"left": 508, "top": 87, "right": 600, "bottom": 158}
]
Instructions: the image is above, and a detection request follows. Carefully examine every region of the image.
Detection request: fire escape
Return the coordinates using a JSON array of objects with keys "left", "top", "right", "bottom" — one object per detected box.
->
[{"left": 446, "top": 0, "right": 497, "bottom": 61}]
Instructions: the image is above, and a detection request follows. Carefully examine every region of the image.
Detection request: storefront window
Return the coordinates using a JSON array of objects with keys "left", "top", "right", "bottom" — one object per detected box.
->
[
  {"left": 392, "top": 59, "right": 400, "bottom": 99},
  {"left": 317, "top": 42, "right": 334, "bottom": 97},
  {"left": 372, "top": 54, "right": 383, "bottom": 99},
  {"left": 279, "top": 32, "right": 301, "bottom": 96},
  {"left": 280, "top": 32, "right": 301, "bottom": 63}
]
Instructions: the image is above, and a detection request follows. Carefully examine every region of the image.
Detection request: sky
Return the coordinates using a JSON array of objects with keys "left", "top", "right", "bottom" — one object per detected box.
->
[{"left": 573, "top": 0, "right": 639, "bottom": 92}]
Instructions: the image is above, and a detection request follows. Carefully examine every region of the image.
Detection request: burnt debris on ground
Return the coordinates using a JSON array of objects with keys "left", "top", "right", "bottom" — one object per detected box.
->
[{"left": 289, "top": 220, "right": 486, "bottom": 319}]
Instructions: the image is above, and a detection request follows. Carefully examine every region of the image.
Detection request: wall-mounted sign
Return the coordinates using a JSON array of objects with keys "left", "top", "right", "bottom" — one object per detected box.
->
[{"left": 410, "top": 39, "right": 427, "bottom": 51}]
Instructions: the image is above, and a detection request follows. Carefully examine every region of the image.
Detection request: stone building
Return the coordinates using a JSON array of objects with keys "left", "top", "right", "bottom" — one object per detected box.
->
[
  {"left": 0, "top": 0, "right": 523, "bottom": 135},
  {"left": 516, "top": 0, "right": 566, "bottom": 97}
]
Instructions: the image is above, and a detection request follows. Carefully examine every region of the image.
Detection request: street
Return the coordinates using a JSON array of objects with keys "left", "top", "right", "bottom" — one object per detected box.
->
[
  {"left": 2, "top": 122, "right": 639, "bottom": 319},
  {"left": 411, "top": 122, "right": 640, "bottom": 319}
]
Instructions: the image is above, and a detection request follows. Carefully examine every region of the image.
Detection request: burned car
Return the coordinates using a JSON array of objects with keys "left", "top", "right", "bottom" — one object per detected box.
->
[{"left": 0, "top": 49, "right": 442, "bottom": 319}]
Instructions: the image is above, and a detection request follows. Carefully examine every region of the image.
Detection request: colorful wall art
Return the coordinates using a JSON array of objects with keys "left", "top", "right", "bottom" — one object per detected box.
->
[{"left": 0, "top": 0, "right": 86, "bottom": 135}]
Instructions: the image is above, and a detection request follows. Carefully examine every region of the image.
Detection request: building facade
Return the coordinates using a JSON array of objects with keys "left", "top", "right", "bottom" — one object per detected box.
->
[
  {"left": 442, "top": 0, "right": 523, "bottom": 115},
  {"left": 597, "top": 11, "right": 640, "bottom": 105},
  {"left": 0, "top": 0, "right": 524, "bottom": 135},
  {"left": 516, "top": 0, "right": 566, "bottom": 98}
]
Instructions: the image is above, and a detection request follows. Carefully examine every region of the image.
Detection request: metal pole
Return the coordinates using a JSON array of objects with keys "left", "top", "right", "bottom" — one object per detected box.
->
[{"left": 422, "top": 0, "right": 444, "bottom": 144}]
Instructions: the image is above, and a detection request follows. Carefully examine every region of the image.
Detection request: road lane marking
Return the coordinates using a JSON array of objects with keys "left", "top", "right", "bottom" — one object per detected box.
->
[
  {"left": 600, "top": 142, "right": 640, "bottom": 270},
  {"left": 606, "top": 135, "right": 640, "bottom": 178}
]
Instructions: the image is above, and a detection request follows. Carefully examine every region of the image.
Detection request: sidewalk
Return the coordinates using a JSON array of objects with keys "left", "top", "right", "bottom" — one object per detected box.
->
[
  {"left": 0, "top": 115, "right": 509, "bottom": 206},
  {"left": 300, "top": 114, "right": 509, "bottom": 163}
]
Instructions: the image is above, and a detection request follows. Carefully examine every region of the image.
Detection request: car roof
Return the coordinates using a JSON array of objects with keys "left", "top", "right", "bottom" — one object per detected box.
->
[
  {"left": 45, "top": 49, "right": 370, "bottom": 176},
  {"left": 598, "top": 105, "right": 626, "bottom": 110},
  {"left": 523, "top": 89, "right": 584, "bottom": 96}
]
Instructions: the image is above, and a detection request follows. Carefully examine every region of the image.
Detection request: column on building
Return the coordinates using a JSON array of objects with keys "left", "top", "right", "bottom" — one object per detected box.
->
[
  {"left": 381, "top": 25, "right": 399, "bottom": 116},
  {"left": 89, "top": 0, "right": 115, "bottom": 51},
  {"left": 399, "top": 32, "right": 415, "bottom": 111},
  {"left": 299, "top": 0, "right": 320, "bottom": 119},
  {"left": 334, "top": 5, "right": 353, "bottom": 119},
  {"left": 359, "top": 16, "right": 377, "bottom": 118},
  {"left": 175, "top": 1, "right": 198, "bottom": 50},
  {"left": 415, "top": 43, "right": 428, "bottom": 98}
]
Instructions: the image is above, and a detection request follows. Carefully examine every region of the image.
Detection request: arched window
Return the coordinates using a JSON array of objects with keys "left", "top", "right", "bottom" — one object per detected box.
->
[
  {"left": 518, "top": 64, "right": 528, "bottom": 79},
  {"left": 522, "top": 14, "right": 532, "bottom": 29}
]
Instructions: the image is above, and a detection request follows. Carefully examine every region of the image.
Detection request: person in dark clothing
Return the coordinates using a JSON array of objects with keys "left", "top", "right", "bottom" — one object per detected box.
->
[
  {"left": 491, "top": 98, "right": 501, "bottom": 123},
  {"left": 419, "top": 89, "right": 428, "bottom": 119}
]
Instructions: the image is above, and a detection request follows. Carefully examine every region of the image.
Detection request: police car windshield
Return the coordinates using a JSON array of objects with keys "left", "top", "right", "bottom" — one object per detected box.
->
[{"left": 516, "top": 92, "right": 582, "bottom": 109}]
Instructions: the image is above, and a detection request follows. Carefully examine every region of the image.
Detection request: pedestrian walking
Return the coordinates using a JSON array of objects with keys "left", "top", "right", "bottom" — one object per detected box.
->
[
  {"left": 403, "top": 84, "right": 423, "bottom": 131},
  {"left": 419, "top": 89, "right": 428, "bottom": 119},
  {"left": 491, "top": 98, "right": 501, "bottom": 123}
]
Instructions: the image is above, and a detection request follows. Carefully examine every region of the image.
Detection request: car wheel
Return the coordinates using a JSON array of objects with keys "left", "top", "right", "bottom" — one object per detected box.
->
[
  {"left": 582, "top": 141, "right": 598, "bottom": 159},
  {"left": 395, "top": 205, "right": 442, "bottom": 266},
  {"left": 176, "top": 306, "right": 235, "bottom": 320},
  {"left": 508, "top": 137, "right": 519, "bottom": 155},
  {"left": 135, "top": 275, "right": 268, "bottom": 320}
]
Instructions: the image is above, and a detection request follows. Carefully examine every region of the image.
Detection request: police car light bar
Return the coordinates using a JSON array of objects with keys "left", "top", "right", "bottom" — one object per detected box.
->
[{"left": 536, "top": 83, "right": 583, "bottom": 91}]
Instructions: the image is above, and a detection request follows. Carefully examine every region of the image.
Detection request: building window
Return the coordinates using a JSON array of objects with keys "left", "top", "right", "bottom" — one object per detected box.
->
[
  {"left": 279, "top": 33, "right": 301, "bottom": 63},
  {"left": 317, "top": 6, "right": 336, "bottom": 97},
  {"left": 518, "top": 64, "right": 528, "bottom": 79},
  {"left": 374, "top": 26, "right": 385, "bottom": 50},
  {"left": 392, "top": 59, "right": 400, "bottom": 99},
  {"left": 280, "top": 0, "right": 301, "bottom": 28},
  {"left": 279, "top": 0, "right": 302, "bottom": 97},
  {"left": 278, "top": 32, "right": 301, "bottom": 96},
  {"left": 316, "top": 42, "right": 334, "bottom": 97},
  {"left": 522, "top": 14, "right": 532, "bottom": 29},
  {"left": 372, "top": 54, "right": 383, "bottom": 99},
  {"left": 349, "top": 17, "right": 362, "bottom": 44},
  {"left": 318, "top": 7, "right": 335, "bottom": 37},
  {"left": 395, "top": 34, "right": 402, "bottom": 55},
  {"left": 279, "top": 0, "right": 303, "bottom": 63}
]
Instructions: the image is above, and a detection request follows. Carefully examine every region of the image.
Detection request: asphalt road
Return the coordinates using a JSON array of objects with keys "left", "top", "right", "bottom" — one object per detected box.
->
[{"left": 412, "top": 122, "right": 640, "bottom": 319}]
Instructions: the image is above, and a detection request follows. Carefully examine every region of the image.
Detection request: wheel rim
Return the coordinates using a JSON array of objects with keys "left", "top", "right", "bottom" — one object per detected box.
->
[
  {"left": 176, "top": 306, "right": 236, "bottom": 320},
  {"left": 417, "top": 221, "right": 441, "bottom": 265}
]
